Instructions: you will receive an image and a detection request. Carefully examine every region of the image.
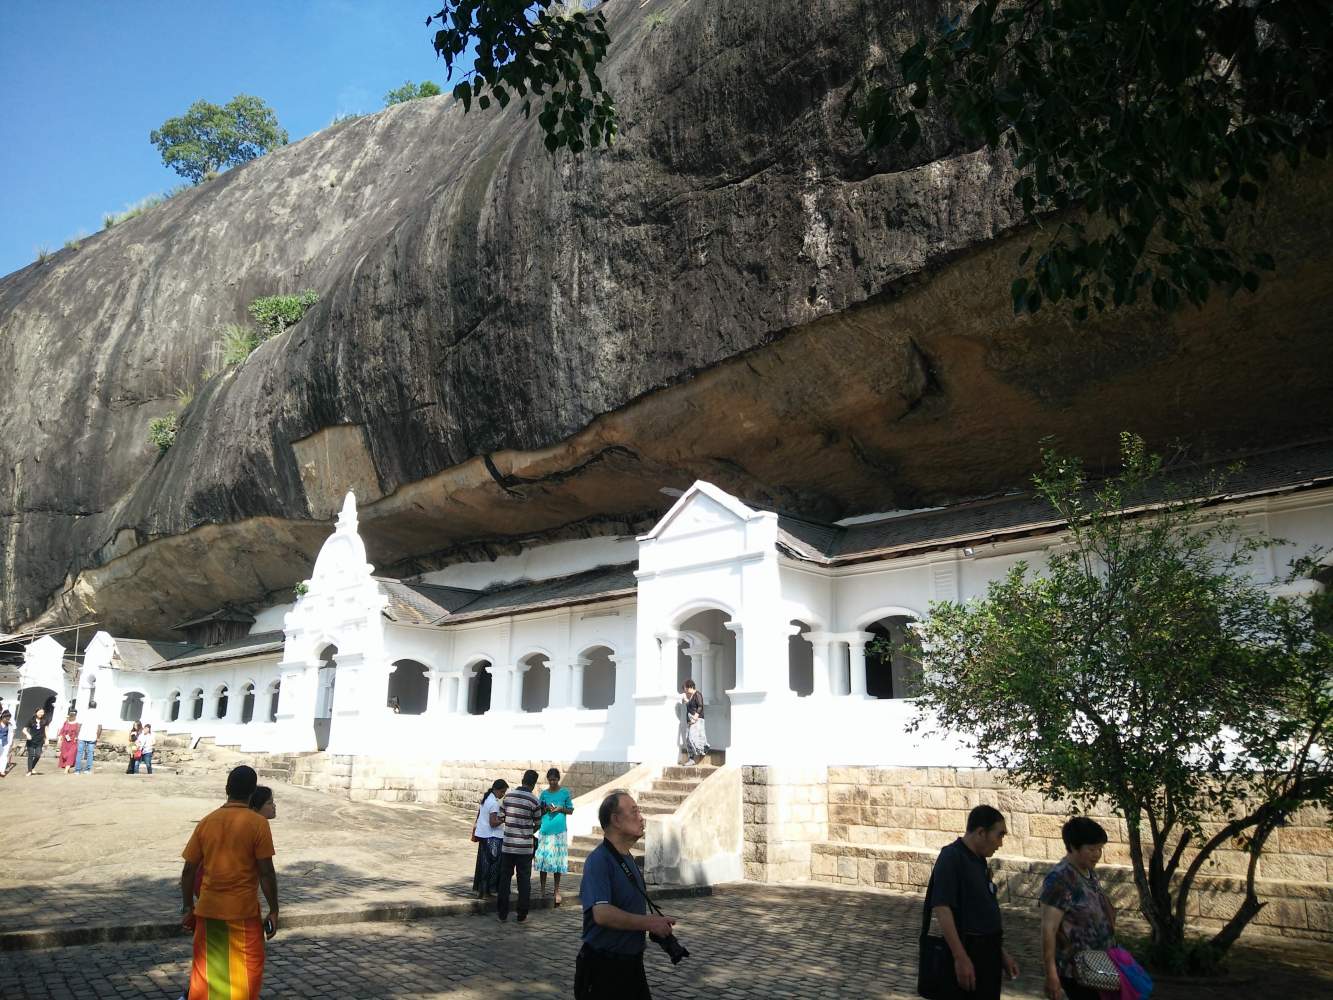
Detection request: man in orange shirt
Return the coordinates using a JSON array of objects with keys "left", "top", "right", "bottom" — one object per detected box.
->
[{"left": 180, "top": 765, "right": 279, "bottom": 1000}]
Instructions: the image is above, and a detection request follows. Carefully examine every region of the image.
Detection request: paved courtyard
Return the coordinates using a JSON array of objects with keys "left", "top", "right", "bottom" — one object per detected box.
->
[{"left": 3, "top": 768, "right": 1331, "bottom": 998}]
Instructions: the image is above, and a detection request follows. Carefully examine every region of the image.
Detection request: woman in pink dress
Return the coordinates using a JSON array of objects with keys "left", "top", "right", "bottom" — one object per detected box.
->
[{"left": 57, "top": 711, "right": 79, "bottom": 773}]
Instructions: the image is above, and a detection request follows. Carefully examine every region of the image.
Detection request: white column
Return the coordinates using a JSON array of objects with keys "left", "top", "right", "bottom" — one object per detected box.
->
[
  {"left": 570, "top": 658, "right": 587, "bottom": 710},
  {"left": 686, "top": 643, "right": 710, "bottom": 699},
  {"left": 454, "top": 672, "right": 471, "bottom": 714},
  {"left": 701, "top": 646, "right": 719, "bottom": 701},
  {"left": 724, "top": 622, "right": 745, "bottom": 690},
  {"left": 497, "top": 664, "right": 520, "bottom": 712},
  {"left": 651, "top": 632, "right": 680, "bottom": 697},
  {"left": 549, "top": 660, "right": 574, "bottom": 710},
  {"left": 847, "top": 633, "right": 872, "bottom": 699},
  {"left": 807, "top": 632, "right": 833, "bottom": 698},
  {"left": 424, "top": 670, "right": 444, "bottom": 715}
]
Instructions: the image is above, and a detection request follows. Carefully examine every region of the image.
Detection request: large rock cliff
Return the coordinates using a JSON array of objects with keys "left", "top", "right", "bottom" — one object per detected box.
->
[{"left": 2, "top": 0, "right": 1331, "bottom": 637}]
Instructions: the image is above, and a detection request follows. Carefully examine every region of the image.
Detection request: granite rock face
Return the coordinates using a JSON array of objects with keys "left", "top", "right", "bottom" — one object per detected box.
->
[{"left": 2, "top": 0, "right": 1331, "bottom": 637}]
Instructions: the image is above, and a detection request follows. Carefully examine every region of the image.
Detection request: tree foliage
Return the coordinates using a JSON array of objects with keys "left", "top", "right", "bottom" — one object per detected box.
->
[
  {"left": 150, "top": 95, "right": 289, "bottom": 184},
  {"left": 384, "top": 79, "right": 444, "bottom": 106},
  {"left": 855, "top": 1, "right": 1333, "bottom": 319},
  {"left": 426, "top": 0, "right": 615, "bottom": 153},
  {"left": 911, "top": 433, "right": 1333, "bottom": 962}
]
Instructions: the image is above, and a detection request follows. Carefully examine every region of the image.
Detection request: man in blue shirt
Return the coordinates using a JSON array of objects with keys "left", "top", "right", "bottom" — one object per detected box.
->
[{"left": 576, "top": 792, "right": 676, "bottom": 999}]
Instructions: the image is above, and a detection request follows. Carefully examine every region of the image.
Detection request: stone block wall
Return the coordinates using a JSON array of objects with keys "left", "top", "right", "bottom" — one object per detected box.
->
[
  {"left": 808, "top": 766, "right": 1333, "bottom": 941},
  {"left": 290, "top": 755, "right": 635, "bottom": 809},
  {"left": 742, "top": 765, "right": 829, "bottom": 882}
]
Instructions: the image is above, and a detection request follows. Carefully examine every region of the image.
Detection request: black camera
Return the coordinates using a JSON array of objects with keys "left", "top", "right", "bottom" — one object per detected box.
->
[{"left": 650, "top": 931, "right": 690, "bottom": 965}]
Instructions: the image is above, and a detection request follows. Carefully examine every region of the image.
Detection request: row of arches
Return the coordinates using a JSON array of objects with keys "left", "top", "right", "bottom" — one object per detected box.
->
[
  {"left": 163, "top": 681, "right": 281, "bottom": 724},
  {"left": 787, "top": 614, "right": 923, "bottom": 699},
  {"left": 458, "top": 645, "right": 617, "bottom": 716}
]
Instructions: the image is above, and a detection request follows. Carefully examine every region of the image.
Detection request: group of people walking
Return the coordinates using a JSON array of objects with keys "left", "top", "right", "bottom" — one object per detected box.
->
[
  {"left": 0, "top": 703, "right": 146, "bottom": 777},
  {"left": 472, "top": 766, "right": 575, "bottom": 919},
  {"left": 922, "top": 804, "right": 1150, "bottom": 1000}
]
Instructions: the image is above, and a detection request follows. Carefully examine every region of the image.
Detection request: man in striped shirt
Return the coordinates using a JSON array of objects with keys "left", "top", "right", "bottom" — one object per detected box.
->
[{"left": 497, "top": 768, "right": 542, "bottom": 922}]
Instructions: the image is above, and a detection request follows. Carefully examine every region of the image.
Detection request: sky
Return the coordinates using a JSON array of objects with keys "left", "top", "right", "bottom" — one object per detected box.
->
[{"left": 0, "top": 1, "right": 456, "bottom": 279}]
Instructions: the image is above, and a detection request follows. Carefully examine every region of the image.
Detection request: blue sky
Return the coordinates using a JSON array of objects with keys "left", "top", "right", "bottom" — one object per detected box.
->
[{"left": 0, "top": 1, "right": 454, "bottom": 278}]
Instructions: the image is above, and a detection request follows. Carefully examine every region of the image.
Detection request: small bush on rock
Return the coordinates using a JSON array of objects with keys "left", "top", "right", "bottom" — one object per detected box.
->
[
  {"left": 248, "top": 290, "right": 318, "bottom": 339},
  {"left": 220, "top": 324, "right": 261, "bottom": 365},
  {"left": 148, "top": 413, "right": 178, "bottom": 452}
]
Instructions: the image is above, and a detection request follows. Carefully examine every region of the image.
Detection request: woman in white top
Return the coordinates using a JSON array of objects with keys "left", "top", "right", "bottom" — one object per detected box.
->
[
  {"left": 471, "top": 779, "right": 508, "bottom": 898},
  {"left": 137, "top": 725, "right": 156, "bottom": 775}
]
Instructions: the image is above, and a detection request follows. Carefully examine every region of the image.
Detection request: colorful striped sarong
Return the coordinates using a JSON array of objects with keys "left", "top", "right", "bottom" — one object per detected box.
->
[{"left": 189, "top": 916, "right": 265, "bottom": 1000}]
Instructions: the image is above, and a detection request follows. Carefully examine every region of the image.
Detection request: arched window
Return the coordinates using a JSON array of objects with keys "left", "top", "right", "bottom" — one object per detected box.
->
[
  {"left": 267, "top": 681, "right": 281, "bottom": 723},
  {"left": 191, "top": 688, "right": 204, "bottom": 720},
  {"left": 119, "top": 692, "right": 144, "bottom": 722},
  {"left": 467, "top": 662, "right": 492, "bottom": 715},
  {"left": 169, "top": 691, "right": 181, "bottom": 723},
  {"left": 240, "top": 683, "right": 256, "bottom": 724},
  {"left": 519, "top": 654, "right": 550, "bottom": 713},
  {"left": 387, "top": 660, "right": 430, "bottom": 715},
  {"left": 87, "top": 676, "right": 98, "bottom": 709},
  {"left": 788, "top": 621, "right": 814, "bottom": 697},
  {"left": 215, "top": 685, "right": 230, "bottom": 720},
  {"left": 865, "top": 615, "right": 923, "bottom": 699},
  {"left": 580, "top": 646, "right": 616, "bottom": 709}
]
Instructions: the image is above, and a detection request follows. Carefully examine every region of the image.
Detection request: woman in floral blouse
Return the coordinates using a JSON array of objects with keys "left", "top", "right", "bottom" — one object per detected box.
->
[{"left": 1039, "top": 817, "right": 1116, "bottom": 1000}]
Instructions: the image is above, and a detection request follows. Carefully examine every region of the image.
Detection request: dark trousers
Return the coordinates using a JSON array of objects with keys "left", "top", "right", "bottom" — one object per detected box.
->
[
  {"left": 1059, "top": 978, "right": 1101, "bottom": 1000},
  {"left": 26, "top": 746, "right": 43, "bottom": 773},
  {"left": 574, "top": 945, "right": 651, "bottom": 999},
  {"left": 957, "top": 933, "right": 1003, "bottom": 1000},
  {"left": 497, "top": 852, "right": 532, "bottom": 920}
]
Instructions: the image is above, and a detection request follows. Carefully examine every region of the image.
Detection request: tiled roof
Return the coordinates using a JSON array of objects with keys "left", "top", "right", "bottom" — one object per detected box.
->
[
  {"left": 431, "top": 564, "right": 639, "bottom": 625},
  {"left": 113, "top": 638, "right": 201, "bottom": 671},
  {"left": 170, "top": 606, "right": 256, "bottom": 630},
  {"left": 146, "top": 632, "right": 283, "bottom": 671},
  {"left": 777, "top": 439, "right": 1333, "bottom": 564},
  {"left": 377, "top": 580, "right": 481, "bottom": 625}
]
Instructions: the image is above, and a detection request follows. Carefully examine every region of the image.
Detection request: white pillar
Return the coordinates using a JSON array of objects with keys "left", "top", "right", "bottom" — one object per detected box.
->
[
  {"left": 570, "top": 658, "right": 587, "bottom": 710},
  {"left": 454, "top": 671, "right": 471, "bottom": 714},
  {"left": 651, "top": 632, "right": 680, "bottom": 697},
  {"left": 724, "top": 622, "right": 745, "bottom": 690},
  {"left": 686, "top": 643, "right": 710, "bottom": 700},
  {"left": 847, "top": 633, "right": 872, "bottom": 699},
  {"left": 550, "top": 660, "right": 574, "bottom": 710},
  {"left": 701, "top": 646, "right": 719, "bottom": 701},
  {"left": 424, "top": 670, "right": 444, "bottom": 715},
  {"left": 807, "top": 632, "right": 833, "bottom": 698}
]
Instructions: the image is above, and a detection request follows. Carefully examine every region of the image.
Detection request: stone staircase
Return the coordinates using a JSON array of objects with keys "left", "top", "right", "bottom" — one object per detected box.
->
[{"left": 568, "top": 751, "right": 725, "bottom": 875}]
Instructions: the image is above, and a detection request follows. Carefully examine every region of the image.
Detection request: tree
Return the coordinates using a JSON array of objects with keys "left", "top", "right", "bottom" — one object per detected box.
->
[
  {"left": 426, "top": 0, "right": 615, "bottom": 153},
  {"left": 906, "top": 434, "right": 1332, "bottom": 966},
  {"left": 384, "top": 80, "right": 444, "bottom": 106},
  {"left": 431, "top": 2, "right": 1331, "bottom": 318},
  {"left": 150, "top": 95, "right": 289, "bottom": 184}
]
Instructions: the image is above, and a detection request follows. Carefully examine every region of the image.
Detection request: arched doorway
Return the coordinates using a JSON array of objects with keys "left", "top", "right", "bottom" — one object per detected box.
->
[
  {"left": 865, "top": 614, "right": 924, "bottom": 699},
  {"left": 168, "top": 691, "right": 181, "bottom": 723},
  {"left": 519, "top": 654, "right": 550, "bottom": 713},
  {"left": 214, "top": 685, "right": 230, "bottom": 720},
  {"left": 580, "top": 645, "right": 616, "bottom": 709},
  {"left": 119, "top": 692, "right": 144, "bottom": 722},
  {"left": 675, "top": 609, "right": 737, "bottom": 752},
  {"left": 266, "top": 680, "right": 281, "bottom": 723},
  {"left": 240, "top": 683, "right": 256, "bottom": 724},
  {"left": 314, "top": 645, "right": 337, "bottom": 750},
  {"left": 788, "top": 621, "right": 814, "bottom": 696},
  {"left": 190, "top": 688, "right": 204, "bottom": 720},
  {"left": 467, "top": 661, "right": 492, "bottom": 715},
  {"left": 15, "top": 686, "right": 57, "bottom": 733},
  {"left": 387, "top": 660, "right": 429, "bottom": 715}
]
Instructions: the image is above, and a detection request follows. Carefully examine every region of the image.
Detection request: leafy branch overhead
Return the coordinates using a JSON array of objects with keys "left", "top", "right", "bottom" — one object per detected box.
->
[
  {"left": 427, "top": 0, "right": 616, "bottom": 153},
  {"left": 855, "top": 1, "right": 1332, "bottom": 319}
]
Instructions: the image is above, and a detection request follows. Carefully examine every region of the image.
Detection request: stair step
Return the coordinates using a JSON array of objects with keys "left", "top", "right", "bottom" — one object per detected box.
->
[
  {"left": 639, "top": 790, "right": 690, "bottom": 806},
  {"left": 660, "top": 766, "right": 717, "bottom": 781}
]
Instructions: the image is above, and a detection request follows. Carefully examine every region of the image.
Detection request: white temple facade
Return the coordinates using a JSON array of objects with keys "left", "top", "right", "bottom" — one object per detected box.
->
[{"left": 24, "top": 456, "right": 1331, "bottom": 772}]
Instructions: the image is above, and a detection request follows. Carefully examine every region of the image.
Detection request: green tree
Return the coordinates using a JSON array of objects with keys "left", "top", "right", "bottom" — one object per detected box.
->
[
  {"left": 384, "top": 79, "right": 444, "bottom": 106},
  {"left": 426, "top": 0, "right": 615, "bottom": 153},
  {"left": 906, "top": 434, "right": 1332, "bottom": 965},
  {"left": 433, "top": 2, "right": 1332, "bottom": 317},
  {"left": 150, "top": 95, "right": 289, "bottom": 184}
]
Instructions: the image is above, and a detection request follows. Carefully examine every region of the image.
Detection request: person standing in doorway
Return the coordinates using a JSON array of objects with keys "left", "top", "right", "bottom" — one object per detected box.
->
[
  {"left": 75, "top": 713, "right": 100, "bottom": 774},
  {"left": 576, "top": 791, "right": 678, "bottom": 999},
  {"left": 57, "top": 711, "right": 79, "bottom": 773},
  {"left": 179, "top": 765, "right": 278, "bottom": 1000},
  {"left": 138, "top": 724, "right": 156, "bottom": 774},
  {"left": 21, "top": 708, "right": 49, "bottom": 776},
  {"left": 923, "top": 804, "right": 1020, "bottom": 1000},
  {"left": 497, "top": 769, "right": 542, "bottom": 923},
  {"left": 680, "top": 680, "right": 709, "bottom": 766},
  {"left": 472, "top": 779, "right": 508, "bottom": 899},
  {"left": 537, "top": 767, "right": 574, "bottom": 907}
]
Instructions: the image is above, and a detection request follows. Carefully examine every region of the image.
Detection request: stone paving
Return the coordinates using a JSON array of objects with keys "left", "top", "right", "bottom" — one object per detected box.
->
[
  {"left": 0, "top": 767, "right": 558, "bottom": 937},
  {"left": 6, "top": 883, "right": 1333, "bottom": 998}
]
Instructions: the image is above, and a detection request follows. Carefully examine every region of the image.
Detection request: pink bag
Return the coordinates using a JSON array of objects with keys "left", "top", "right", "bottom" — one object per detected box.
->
[{"left": 1106, "top": 946, "right": 1154, "bottom": 1000}]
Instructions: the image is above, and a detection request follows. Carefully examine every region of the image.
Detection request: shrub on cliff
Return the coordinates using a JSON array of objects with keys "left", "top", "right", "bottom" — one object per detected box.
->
[
  {"left": 148, "top": 413, "right": 178, "bottom": 452},
  {"left": 150, "top": 95, "right": 289, "bottom": 185},
  {"left": 908, "top": 434, "right": 1332, "bottom": 968},
  {"left": 384, "top": 80, "right": 442, "bottom": 106},
  {"left": 248, "top": 290, "right": 318, "bottom": 339}
]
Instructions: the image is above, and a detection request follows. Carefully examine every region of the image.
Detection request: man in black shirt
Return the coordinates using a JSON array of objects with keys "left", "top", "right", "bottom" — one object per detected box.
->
[
  {"left": 927, "top": 804, "right": 1020, "bottom": 999},
  {"left": 21, "top": 707, "right": 49, "bottom": 777}
]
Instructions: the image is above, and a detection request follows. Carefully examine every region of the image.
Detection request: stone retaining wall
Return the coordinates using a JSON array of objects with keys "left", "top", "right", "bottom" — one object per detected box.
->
[
  {"left": 743, "top": 765, "right": 1333, "bottom": 941},
  {"left": 290, "top": 755, "right": 635, "bottom": 808}
]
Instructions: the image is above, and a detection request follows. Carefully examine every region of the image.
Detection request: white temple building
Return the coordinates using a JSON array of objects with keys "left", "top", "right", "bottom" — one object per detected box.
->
[{"left": 21, "top": 446, "right": 1332, "bottom": 773}]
